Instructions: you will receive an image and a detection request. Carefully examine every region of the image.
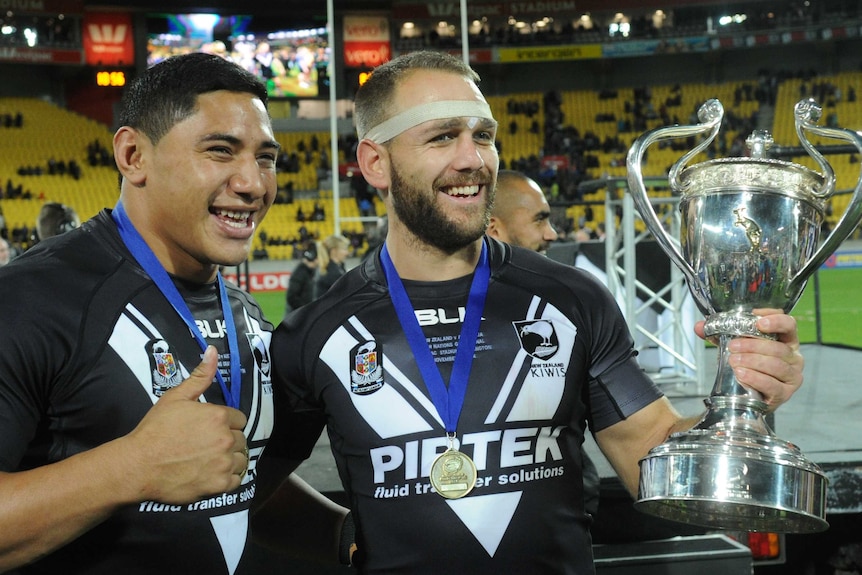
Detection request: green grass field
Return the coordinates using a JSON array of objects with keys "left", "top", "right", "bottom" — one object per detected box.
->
[
  {"left": 253, "top": 267, "right": 862, "bottom": 349},
  {"left": 256, "top": 291, "right": 287, "bottom": 327},
  {"left": 793, "top": 267, "right": 862, "bottom": 348}
]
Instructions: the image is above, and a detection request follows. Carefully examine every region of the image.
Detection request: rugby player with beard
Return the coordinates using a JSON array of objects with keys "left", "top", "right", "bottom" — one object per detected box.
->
[{"left": 257, "top": 51, "right": 805, "bottom": 575}]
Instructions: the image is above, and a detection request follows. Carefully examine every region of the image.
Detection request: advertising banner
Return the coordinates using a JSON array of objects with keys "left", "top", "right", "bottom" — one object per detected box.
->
[
  {"left": 0, "top": 46, "right": 81, "bottom": 64},
  {"left": 343, "top": 15, "right": 391, "bottom": 68},
  {"left": 83, "top": 12, "right": 134, "bottom": 66}
]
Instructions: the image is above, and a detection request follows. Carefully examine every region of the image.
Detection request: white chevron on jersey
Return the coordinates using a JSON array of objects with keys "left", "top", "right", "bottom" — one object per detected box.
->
[
  {"left": 485, "top": 297, "right": 576, "bottom": 424},
  {"left": 507, "top": 301, "right": 576, "bottom": 422},
  {"left": 210, "top": 510, "right": 248, "bottom": 575},
  {"left": 485, "top": 345, "right": 530, "bottom": 425},
  {"left": 447, "top": 492, "right": 523, "bottom": 557},
  {"left": 320, "top": 320, "right": 437, "bottom": 439},
  {"left": 108, "top": 304, "right": 192, "bottom": 404},
  {"left": 486, "top": 296, "right": 543, "bottom": 423},
  {"left": 347, "top": 316, "right": 442, "bottom": 426}
]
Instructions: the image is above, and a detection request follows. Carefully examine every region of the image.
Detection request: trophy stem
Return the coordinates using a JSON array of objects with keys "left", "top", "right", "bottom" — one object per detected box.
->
[
  {"left": 696, "top": 334, "right": 773, "bottom": 436},
  {"left": 713, "top": 334, "right": 763, "bottom": 400}
]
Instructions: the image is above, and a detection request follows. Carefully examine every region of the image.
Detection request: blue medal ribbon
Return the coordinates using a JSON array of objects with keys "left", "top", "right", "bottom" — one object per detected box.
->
[
  {"left": 380, "top": 241, "right": 490, "bottom": 434},
  {"left": 112, "top": 203, "right": 242, "bottom": 409}
]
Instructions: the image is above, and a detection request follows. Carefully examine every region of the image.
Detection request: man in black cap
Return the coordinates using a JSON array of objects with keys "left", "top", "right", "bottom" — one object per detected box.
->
[
  {"left": 36, "top": 201, "right": 80, "bottom": 242},
  {"left": 285, "top": 245, "right": 318, "bottom": 315}
]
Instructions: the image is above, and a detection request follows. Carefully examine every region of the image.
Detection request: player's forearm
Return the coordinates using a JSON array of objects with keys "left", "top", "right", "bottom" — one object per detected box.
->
[
  {"left": 0, "top": 438, "right": 141, "bottom": 571},
  {"left": 251, "top": 472, "right": 348, "bottom": 564}
]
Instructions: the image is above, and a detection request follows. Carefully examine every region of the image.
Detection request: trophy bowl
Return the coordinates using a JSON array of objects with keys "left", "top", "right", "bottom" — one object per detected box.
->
[{"left": 626, "top": 98, "right": 862, "bottom": 533}]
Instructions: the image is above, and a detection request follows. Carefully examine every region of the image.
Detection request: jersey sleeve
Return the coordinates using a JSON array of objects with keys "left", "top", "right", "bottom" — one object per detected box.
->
[
  {"left": 0, "top": 263, "right": 77, "bottom": 470},
  {"left": 572, "top": 266, "right": 665, "bottom": 432},
  {"left": 266, "top": 320, "right": 327, "bottom": 462},
  {"left": 587, "top": 354, "right": 663, "bottom": 432}
]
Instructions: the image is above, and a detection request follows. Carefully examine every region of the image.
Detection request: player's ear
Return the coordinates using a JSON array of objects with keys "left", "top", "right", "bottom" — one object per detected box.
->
[
  {"left": 486, "top": 216, "right": 503, "bottom": 240},
  {"left": 113, "top": 126, "right": 147, "bottom": 188},
  {"left": 356, "top": 139, "right": 390, "bottom": 193}
]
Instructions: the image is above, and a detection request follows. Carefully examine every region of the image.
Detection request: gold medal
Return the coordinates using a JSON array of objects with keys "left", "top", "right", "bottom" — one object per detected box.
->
[{"left": 430, "top": 448, "right": 477, "bottom": 499}]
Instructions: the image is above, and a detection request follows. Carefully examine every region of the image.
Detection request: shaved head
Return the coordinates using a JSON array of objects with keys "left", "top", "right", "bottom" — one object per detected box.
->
[{"left": 488, "top": 170, "right": 558, "bottom": 254}]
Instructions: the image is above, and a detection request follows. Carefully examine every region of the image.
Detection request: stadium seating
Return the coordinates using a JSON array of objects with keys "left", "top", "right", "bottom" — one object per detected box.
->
[{"left": 3, "top": 71, "right": 861, "bottom": 259}]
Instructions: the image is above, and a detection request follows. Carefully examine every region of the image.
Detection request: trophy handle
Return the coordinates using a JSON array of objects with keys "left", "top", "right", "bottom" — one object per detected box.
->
[
  {"left": 625, "top": 98, "right": 724, "bottom": 315},
  {"left": 787, "top": 98, "right": 862, "bottom": 296}
]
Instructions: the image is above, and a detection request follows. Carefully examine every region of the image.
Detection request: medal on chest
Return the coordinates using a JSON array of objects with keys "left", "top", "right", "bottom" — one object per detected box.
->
[
  {"left": 381, "top": 243, "right": 489, "bottom": 500},
  {"left": 429, "top": 435, "right": 479, "bottom": 499}
]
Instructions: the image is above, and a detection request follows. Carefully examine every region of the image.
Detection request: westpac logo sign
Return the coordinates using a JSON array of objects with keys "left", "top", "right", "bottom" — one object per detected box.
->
[
  {"left": 87, "top": 23, "right": 127, "bottom": 44},
  {"left": 83, "top": 12, "right": 134, "bottom": 66}
]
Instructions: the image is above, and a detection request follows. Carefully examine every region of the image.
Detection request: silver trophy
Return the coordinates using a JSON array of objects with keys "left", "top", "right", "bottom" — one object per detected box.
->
[{"left": 626, "top": 98, "right": 862, "bottom": 533}]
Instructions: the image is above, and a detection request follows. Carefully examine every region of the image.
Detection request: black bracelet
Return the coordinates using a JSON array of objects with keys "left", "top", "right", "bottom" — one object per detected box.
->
[{"left": 339, "top": 511, "right": 356, "bottom": 566}]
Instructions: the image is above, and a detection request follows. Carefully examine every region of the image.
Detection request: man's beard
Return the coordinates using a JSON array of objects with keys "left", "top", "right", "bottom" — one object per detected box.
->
[{"left": 389, "top": 164, "right": 492, "bottom": 254}]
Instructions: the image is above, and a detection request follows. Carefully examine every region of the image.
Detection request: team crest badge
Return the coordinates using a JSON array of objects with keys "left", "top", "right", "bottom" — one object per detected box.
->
[
  {"left": 148, "top": 338, "right": 183, "bottom": 396},
  {"left": 513, "top": 319, "right": 559, "bottom": 360},
  {"left": 350, "top": 340, "right": 384, "bottom": 395}
]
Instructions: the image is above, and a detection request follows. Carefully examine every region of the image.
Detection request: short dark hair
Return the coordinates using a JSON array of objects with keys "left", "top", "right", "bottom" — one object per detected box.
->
[
  {"left": 37, "top": 202, "right": 79, "bottom": 240},
  {"left": 118, "top": 52, "right": 269, "bottom": 146},
  {"left": 354, "top": 50, "right": 480, "bottom": 142}
]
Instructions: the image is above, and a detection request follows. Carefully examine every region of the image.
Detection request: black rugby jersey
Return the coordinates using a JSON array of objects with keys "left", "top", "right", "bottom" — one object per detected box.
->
[
  {"left": 270, "top": 238, "right": 663, "bottom": 575},
  {"left": 0, "top": 210, "right": 274, "bottom": 575}
]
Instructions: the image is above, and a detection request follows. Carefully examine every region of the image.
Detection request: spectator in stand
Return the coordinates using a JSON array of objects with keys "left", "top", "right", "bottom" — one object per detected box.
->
[
  {"left": 314, "top": 233, "right": 350, "bottom": 297},
  {"left": 285, "top": 245, "right": 318, "bottom": 315},
  {"left": 311, "top": 201, "right": 326, "bottom": 222},
  {"left": 35, "top": 202, "right": 80, "bottom": 242}
]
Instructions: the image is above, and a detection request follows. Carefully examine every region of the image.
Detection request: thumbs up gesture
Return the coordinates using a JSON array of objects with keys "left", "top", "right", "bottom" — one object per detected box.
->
[{"left": 123, "top": 346, "right": 249, "bottom": 503}]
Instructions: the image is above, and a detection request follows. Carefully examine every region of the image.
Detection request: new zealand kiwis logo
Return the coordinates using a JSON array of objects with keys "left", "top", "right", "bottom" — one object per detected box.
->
[{"left": 513, "top": 319, "right": 559, "bottom": 360}]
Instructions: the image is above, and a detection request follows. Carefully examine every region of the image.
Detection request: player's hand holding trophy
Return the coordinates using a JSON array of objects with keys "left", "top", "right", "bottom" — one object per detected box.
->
[{"left": 626, "top": 98, "right": 862, "bottom": 533}]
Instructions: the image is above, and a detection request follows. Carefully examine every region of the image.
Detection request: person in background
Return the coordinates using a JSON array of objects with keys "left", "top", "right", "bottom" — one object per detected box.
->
[
  {"left": 257, "top": 50, "right": 804, "bottom": 573},
  {"left": 0, "top": 237, "right": 10, "bottom": 267},
  {"left": 285, "top": 244, "right": 318, "bottom": 315},
  {"left": 487, "top": 169, "right": 558, "bottom": 255},
  {"left": 35, "top": 201, "right": 80, "bottom": 242},
  {"left": 486, "top": 169, "right": 600, "bottom": 517},
  {"left": 314, "top": 233, "right": 350, "bottom": 297},
  {"left": 0, "top": 52, "right": 347, "bottom": 574}
]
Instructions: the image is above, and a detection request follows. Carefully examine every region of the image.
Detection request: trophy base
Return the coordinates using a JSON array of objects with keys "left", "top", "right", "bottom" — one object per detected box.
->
[{"left": 635, "top": 428, "right": 828, "bottom": 533}]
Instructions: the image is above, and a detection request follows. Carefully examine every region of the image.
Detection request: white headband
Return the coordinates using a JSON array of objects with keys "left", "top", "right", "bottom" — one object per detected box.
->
[{"left": 361, "top": 100, "right": 495, "bottom": 143}]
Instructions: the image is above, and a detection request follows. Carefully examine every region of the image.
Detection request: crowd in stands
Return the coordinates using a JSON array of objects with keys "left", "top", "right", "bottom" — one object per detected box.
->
[
  {"left": 254, "top": 225, "right": 368, "bottom": 263},
  {"left": 3, "top": 179, "right": 32, "bottom": 200},
  {"left": 5, "top": 57, "right": 862, "bottom": 263},
  {"left": 86, "top": 139, "right": 114, "bottom": 168},
  {"left": 396, "top": 0, "right": 846, "bottom": 52},
  {"left": 296, "top": 202, "right": 326, "bottom": 223},
  {"left": 1, "top": 215, "right": 36, "bottom": 255},
  {"left": 0, "top": 112, "right": 23, "bottom": 128},
  {"left": 276, "top": 135, "right": 328, "bottom": 174},
  {"left": 17, "top": 159, "right": 82, "bottom": 180}
]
